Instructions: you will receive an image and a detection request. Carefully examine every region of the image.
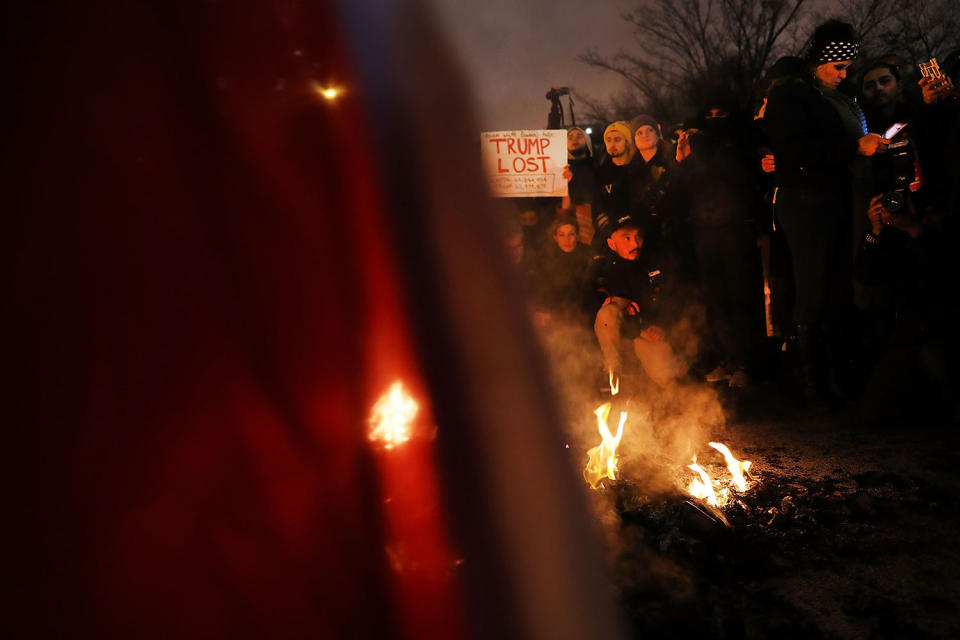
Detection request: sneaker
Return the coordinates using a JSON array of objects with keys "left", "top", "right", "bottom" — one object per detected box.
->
[
  {"left": 728, "top": 368, "right": 749, "bottom": 388},
  {"left": 705, "top": 365, "right": 732, "bottom": 383}
]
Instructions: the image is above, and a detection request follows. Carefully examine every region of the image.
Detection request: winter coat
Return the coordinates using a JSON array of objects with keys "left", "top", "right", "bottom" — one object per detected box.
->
[{"left": 764, "top": 77, "right": 859, "bottom": 195}]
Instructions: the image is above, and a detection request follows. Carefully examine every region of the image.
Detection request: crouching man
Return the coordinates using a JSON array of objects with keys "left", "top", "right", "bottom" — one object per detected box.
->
[{"left": 593, "top": 215, "right": 687, "bottom": 388}]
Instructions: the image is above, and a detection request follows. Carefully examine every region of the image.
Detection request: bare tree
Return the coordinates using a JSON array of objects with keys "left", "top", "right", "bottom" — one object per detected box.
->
[
  {"left": 871, "top": 0, "right": 960, "bottom": 67},
  {"left": 828, "top": 0, "right": 959, "bottom": 69},
  {"left": 839, "top": 0, "right": 900, "bottom": 48},
  {"left": 579, "top": 0, "right": 810, "bottom": 121}
]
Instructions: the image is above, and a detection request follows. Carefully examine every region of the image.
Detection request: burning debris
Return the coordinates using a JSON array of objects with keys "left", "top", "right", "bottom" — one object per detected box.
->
[
  {"left": 582, "top": 373, "right": 756, "bottom": 515},
  {"left": 684, "top": 443, "right": 754, "bottom": 509}
]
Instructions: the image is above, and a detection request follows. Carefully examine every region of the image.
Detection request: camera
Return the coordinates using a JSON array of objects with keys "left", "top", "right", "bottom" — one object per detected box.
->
[
  {"left": 876, "top": 138, "right": 915, "bottom": 213},
  {"left": 545, "top": 86, "right": 570, "bottom": 100},
  {"left": 881, "top": 189, "right": 906, "bottom": 213}
]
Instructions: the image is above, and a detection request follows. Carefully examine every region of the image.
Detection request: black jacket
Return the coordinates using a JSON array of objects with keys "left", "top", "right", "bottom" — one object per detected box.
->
[
  {"left": 593, "top": 158, "right": 631, "bottom": 237},
  {"left": 764, "top": 78, "right": 859, "bottom": 194},
  {"left": 854, "top": 223, "right": 957, "bottom": 345},
  {"left": 589, "top": 252, "right": 665, "bottom": 334},
  {"left": 567, "top": 156, "right": 596, "bottom": 206},
  {"left": 671, "top": 131, "right": 766, "bottom": 229},
  {"left": 532, "top": 243, "right": 593, "bottom": 322}
]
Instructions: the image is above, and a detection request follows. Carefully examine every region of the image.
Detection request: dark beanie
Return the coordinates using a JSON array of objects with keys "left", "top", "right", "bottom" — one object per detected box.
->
[
  {"left": 807, "top": 20, "right": 859, "bottom": 65},
  {"left": 628, "top": 114, "right": 658, "bottom": 140},
  {"left": 765, "top": 56, "right": 806, "bottom": 82},
  {"left": 759, "top": 55, "right": 806, "bottom": 96}
]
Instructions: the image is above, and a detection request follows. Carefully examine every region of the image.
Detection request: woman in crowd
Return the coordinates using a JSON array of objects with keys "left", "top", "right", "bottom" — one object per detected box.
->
[
  {"left": 764, "top": 20, "right": 888, "bottom": 403},
  {"left": 532, "top": 215, "right": 593, "bottom": 329}
]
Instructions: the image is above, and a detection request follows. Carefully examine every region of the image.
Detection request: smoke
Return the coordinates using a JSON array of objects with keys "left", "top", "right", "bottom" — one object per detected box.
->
[
  {"left": 523, "top": 299, "right": 735, "bottom": 612},
  {"left": 497, "top": 213, "right": 729, "bottom": 516},
  {"left": 537, "top": 301, "right": 725, "bottom": 481}
]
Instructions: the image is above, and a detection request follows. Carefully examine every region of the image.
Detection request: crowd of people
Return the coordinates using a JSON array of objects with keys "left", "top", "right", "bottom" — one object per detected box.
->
[{"left": 504, "top": 20, "right": 960, "bottom": 422}]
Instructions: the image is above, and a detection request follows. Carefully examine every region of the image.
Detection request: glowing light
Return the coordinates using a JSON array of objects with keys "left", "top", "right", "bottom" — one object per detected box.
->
[
  {"left": 583, "top": 402, "right": 627, "bottom": 489},
  {"left": 609, "top": 371, "right": 619, "bottom": 396},
  {"left": 369, "top": 381, "right": 418, "bottom": 449},
  {"left": 585, "top": 127, "right": 592, "bottom": 134},
  {"left": 312, "top": 82, "right": 342, "bottom": 101}
]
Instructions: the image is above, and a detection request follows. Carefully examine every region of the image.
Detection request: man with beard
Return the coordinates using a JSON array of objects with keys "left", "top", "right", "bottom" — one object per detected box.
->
[
  {"left": 592, "top": 121, "right": 635, "bottom": 250},
  {"left": 592, "top": 215, "right": 685, "bottom": 388},
  {"left": 860, "top": 61, "right": 909, "bottom": 133}
]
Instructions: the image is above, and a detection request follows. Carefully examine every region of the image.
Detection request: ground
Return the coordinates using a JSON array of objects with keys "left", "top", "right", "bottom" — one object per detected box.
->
[{"left": 584, "top": 392, "right": 960, "bottom": 639}]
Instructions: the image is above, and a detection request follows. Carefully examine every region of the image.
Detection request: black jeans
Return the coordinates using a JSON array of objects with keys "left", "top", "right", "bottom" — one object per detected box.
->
[
  {"left": 774, "top": 187, "right": 852, "bottom": 326},
  {"left": 692, "top": 223, "right": 765, "bottom": 370}
]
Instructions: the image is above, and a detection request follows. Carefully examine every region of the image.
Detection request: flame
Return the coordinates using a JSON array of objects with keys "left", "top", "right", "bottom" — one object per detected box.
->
[
  {"left": 708, "top": 442, "right": 752, "bottom": 492},
  {"left": 583, "top": 402, "right": 627, "bottom": 489},
  {"left": 687, "top": 459, "right": 721, "bottom": 507},
  {"left": 609, "top": 371, "right": 620, "bottom": 396},
  {"left": 369, "top": 381, "right": 418, "bottom": 449}
]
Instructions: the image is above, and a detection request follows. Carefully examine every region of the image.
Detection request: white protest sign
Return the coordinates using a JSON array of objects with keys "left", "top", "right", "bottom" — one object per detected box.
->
[{"left": 480, "top": 129, "right": 569, "bottom": 197}]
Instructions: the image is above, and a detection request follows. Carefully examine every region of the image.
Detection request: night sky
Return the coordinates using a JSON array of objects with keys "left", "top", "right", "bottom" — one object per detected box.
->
[{"left": 428, "top": 0, "right": 637, "bottom": 131}]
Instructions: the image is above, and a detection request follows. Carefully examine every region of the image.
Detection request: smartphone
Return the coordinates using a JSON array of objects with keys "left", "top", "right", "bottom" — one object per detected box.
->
[
  {"left": 919, "top": 58, "right": 942, "bottom": 80},
  {"left": 884, "top": 122, "right": 908, "bottom": 140}
]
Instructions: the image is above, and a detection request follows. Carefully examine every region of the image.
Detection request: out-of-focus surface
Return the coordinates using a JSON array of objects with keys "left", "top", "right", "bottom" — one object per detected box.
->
[{"left": 7, "top": 1, "right": 626, "bottom": 638}]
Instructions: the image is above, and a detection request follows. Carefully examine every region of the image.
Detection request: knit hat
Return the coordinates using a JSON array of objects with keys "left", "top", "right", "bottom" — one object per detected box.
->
[
  {"left": 628, "top": 114, "right": 659, "bottom": 140},
  {"left": 759, "top": 56, "right": 806, "bottom": 97},
  {"left": 603, "top": 121, "right": 632, "bottom": 142},
  {"left": 566, "top": 126, "right": 592, "bottom": 159},
  {"left": 807, "top": 20, "right": 859, "bottom": 65}
]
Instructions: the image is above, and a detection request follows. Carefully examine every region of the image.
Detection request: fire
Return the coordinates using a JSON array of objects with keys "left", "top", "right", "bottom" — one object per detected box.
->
[
  {"left": 369, "top": 381, "right": 418, "bottom": 449},
  {"left": 687, "top": 459, "right": 721, "bottom": 507},
  {"left": 686, "top": 442, "right": 753, "bottom": 507},
  {"left": 708, "top": 442, "right": 752, "bottom": 492},
  {"left": 583, "top": 402, "right": 627, "bottom": 489}
]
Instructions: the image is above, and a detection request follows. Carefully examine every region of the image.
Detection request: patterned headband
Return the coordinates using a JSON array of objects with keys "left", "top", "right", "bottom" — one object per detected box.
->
[{"left": 815, "top": 40, "right": 859, "bottom": 64}]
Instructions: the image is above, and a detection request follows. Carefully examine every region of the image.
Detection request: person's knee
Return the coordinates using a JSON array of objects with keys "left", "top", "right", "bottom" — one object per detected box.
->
[{"left": 594, "top": 304, "right": 623, "bottom": 333}]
